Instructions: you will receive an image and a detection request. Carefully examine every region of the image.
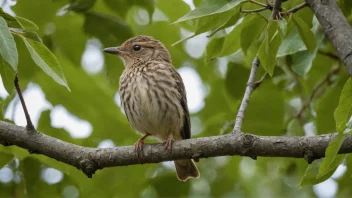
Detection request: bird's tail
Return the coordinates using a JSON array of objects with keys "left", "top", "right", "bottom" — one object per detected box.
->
[{"left": 174, "top": 159, "right": 200, "bottom": 181}]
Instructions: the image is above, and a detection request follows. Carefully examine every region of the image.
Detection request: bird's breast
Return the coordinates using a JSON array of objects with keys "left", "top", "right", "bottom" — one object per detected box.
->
[{"left": 119, "top": 68, "right": 183, "bottom": 140}]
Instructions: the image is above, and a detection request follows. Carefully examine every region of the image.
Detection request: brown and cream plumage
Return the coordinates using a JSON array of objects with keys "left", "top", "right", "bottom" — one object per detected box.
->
[{"left": 103, "top": 35, "right": 199, "bottom": 181}]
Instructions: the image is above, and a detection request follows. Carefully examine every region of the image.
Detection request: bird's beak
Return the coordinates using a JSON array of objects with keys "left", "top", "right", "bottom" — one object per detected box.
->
[{"left": 103, "top": 46, "right": 122, "bottom": 55}]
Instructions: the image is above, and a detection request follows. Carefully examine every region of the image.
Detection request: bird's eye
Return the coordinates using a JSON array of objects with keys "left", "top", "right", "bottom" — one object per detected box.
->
[{"left": 133, "top": 45, "right": 141, "bottom": 51}]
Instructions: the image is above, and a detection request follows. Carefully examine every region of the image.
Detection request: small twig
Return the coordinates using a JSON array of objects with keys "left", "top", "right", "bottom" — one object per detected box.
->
[
  {"left": 247, "top": 0, "right": 268, "bottom": 7},
  {"left": 295, "top": 65, "right": 341, "bottom": 118},
  {"left": 14, "top": 72, "right": 35, "bottom": 131},
  {"left": 318, "top": 50, "right": 340, "bottom": 60},
  {"left": 280, "top": 2, "right": 307, "bottom": 16},
  {"left": 254, "top": 72, "right": 268, "bottom": 89},
  {"left": 232, "top": 0, "right": 282, "bottom": 133},
  {"left": 240, "top": 7, "right": 269, "bottom": 14},
  {"left": 240, "top": 0, "right": 272, "bottom": 14},
  {"left": 233, "top": 57, "right": 260, "bottom": 133}
]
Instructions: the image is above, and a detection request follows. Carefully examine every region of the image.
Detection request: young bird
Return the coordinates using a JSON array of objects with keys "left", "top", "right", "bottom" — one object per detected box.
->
[{"left": 103, "top": 35, "right": 200, "bottom": 181}]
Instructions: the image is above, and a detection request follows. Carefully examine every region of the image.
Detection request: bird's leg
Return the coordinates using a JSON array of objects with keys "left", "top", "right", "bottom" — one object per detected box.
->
[
  {"left": 163, "top": 132, "right": 175, "bottom": 150},
  {"left": 134, "top": 133, "right": 150, "bottom": 152}
]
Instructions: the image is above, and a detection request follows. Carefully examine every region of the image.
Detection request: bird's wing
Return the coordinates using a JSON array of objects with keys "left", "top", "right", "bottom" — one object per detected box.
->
[{"left": 172, "top": 68, "right": 191, "bottom": 140}]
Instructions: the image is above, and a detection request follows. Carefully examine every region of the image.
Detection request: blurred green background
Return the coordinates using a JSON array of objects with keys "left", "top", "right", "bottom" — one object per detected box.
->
[{"left": 0, "top": 0, "right": 351, "bottom": 197}]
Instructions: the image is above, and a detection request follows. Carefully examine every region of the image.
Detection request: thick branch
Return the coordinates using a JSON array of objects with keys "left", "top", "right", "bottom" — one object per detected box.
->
[
  {"left": 305, "top": 0, "right": 352, "bottom": 76},
  {"left": 1, "top": 121, "right": 352, "bottom": 178}
]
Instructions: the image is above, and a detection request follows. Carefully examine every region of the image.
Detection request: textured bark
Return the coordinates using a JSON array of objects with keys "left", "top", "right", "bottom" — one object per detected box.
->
[
  {"left": 1, "top": 121, "right": 352, "bottom": 178},
  {"left": 306, "top": 0, "right": 352, "bottom": 76}
]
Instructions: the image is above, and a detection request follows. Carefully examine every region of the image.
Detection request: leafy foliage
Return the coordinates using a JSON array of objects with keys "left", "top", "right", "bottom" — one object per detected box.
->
[{"left": 0, "top": 0, "right": 351, "bottom": 197}]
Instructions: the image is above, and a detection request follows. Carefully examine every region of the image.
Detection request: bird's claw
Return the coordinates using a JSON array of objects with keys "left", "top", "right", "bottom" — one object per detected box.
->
[
  {"left": 134, "top": 133, "right": 150, "bottom": 152},
  {"left": 134, "top": 140, "right": 144, "bottom": 152},
  {"left": 163, "top": 138, "right": 174, "bottom": 150}
]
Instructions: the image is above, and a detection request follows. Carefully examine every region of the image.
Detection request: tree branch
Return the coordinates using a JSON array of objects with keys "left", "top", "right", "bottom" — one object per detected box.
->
[
  {"left": 14, "top": 72, "right": 35, "bottom": 131},
  {"left": 1, "top": 121, "right": 352, "bottom": 177},
  {"left": 233, "top": 0, "right": 282, "bottom": 133},
  {"left": 233, "top": 57, "right": 260, "bottom": 133},
  {"left": 305, "top": 0, "right": 352, "bottom": 76}
]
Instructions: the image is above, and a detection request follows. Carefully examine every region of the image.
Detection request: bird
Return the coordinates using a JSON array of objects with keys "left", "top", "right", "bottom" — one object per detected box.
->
[{"left": 103, "top": 35, "right": 200, "bottom": 181}]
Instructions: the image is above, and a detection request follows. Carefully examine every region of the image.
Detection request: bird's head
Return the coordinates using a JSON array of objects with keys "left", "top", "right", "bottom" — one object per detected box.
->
[{"left": 103, "top": 35, "right": 171, "bottom": 67}]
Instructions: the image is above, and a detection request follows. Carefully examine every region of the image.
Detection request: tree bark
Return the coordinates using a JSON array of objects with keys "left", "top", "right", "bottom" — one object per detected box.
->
[
  {"left": 1, "top": 121, "right": 352, "bottom": 178},
  {"left": 306, "top": 0, "right": 352, "bottom": 76}
]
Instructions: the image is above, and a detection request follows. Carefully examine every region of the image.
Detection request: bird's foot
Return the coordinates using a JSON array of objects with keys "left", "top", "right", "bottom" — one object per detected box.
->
[
  {"left": 134, "top": 140, "right": 144, "bottom": 152},
  {"left": 163, "top": 135, "right": 175, "bottom": 150},
  {"left": 134, "top": 133, "right": 150, "bottom": 152}
]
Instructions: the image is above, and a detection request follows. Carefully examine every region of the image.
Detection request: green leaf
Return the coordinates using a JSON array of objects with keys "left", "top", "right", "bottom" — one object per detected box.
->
[
  {"left": 316, "top": 77, "right": 346, "bottom": 134},
  {"left": 84, "top": 12, "right": 133, "bottom": 47},
  {"left": 292, "top": 15, "right": 316, "bottom": 53},
  {"left": 240, "top": 14, "right": 267, "bottom": 54},
  {"left": 12, "top": 0, "right": 67, "bottom": 30},
  {"left": 258, "top": 20, "right": 284, "bottom": 76},
  {"left": 53, "top": 13, "right": 85, "bottom": 66},
  {"left": 14, "top": 16, "right": 39, "bottom": 31},
  {"left": 0, "top": 56, "right": 15, "bottom": 94},
  {"left": 0, "top": 152, "right": 13, "bottom": 168},
  {"left": 68, "top": 0, "right": 96, "bottom": 12},
  {"left": 21, "top": 31, "right": 42, "bottom": 42},
  {"left": 277, "top": 27, "right": 306, "bottom": 57},
  {"left": 151, "top": 175, "right": 190, "bottom": 197},
  {"left": 21, "top": 157, "right": 63, "bottom": 197},
  {"left": 339, "top": 0, "right": 352, "bottom": 17},
  {"left": 0, "top": 8, "right": 22, "bottom": 29},
  {"left": 291, "top": 50, "right": 315, "bottom": 76},
  {"left": 291, "top": 17, "right": 326, "bottom": 76},
  {"left": 242, "top": 81, "right": 285, "bottom": 136},
  {"left": 225, "top": 62, "right": 249, "bottom": 100},
  {"left": 206, "top": 36, "right": 225, "bottom": 61},
  {"left": 208, "top": 12, "right": 241, "bottom": 37},
  {"left": 195, "top": 10, "right": 234, "bottom": 35},
  {"left": 334, "top": 78, "right": 352, "bottom": 133},
  {"left": 156, "top": 0, "right": 191, "bottom": 22},
  {"left": 300, "top": 159, "right": 337, "bottom": 187},
  {"left": 174, "top": 0, "right": 244, "bottom": 23},
  {"left": 220, "top": 19, "right": 244, "bottom": 56},
  {"left": 173, "top": 2, "right": 243, "bottom": 45},
  {"left": 286, "top": 119, "right": 305, "bottom": 136},
  {"left": 279, "top": 18, "right": 288, "bottom": 37},
  {"left": 0, "top": 16, "right": 18, "bottom": 70},
  {"left": 317, "top": 134, "right": 346, "bottom": 179},
  {"left": 104, "top": 0, "right": 154, "bottom": 20},
  {"left": 16, "top": 34, "right": 70, "bottom": 90},
  {"left": 346, "top": 154, "right": 352, "bottom": 177}
]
